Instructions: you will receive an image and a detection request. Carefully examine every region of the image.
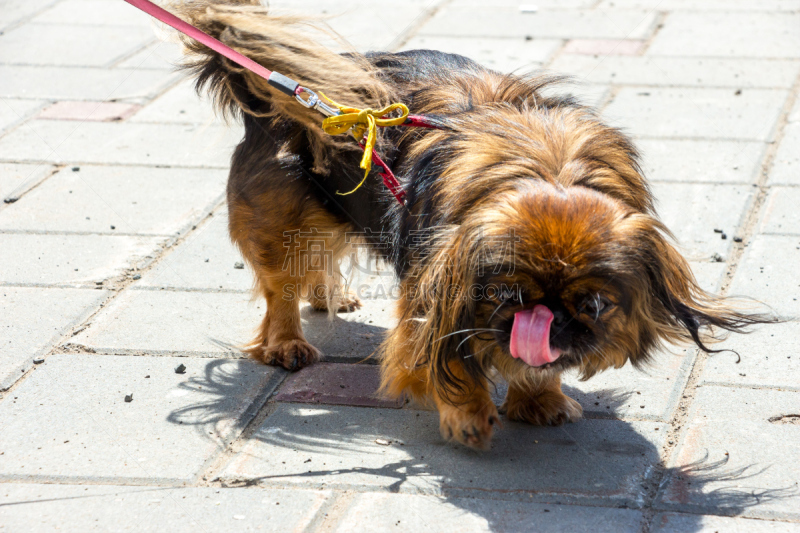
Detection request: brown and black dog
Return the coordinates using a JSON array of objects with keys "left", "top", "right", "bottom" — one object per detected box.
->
[{"left": 171, "top": 0, "right": 771, "bottom": 449}]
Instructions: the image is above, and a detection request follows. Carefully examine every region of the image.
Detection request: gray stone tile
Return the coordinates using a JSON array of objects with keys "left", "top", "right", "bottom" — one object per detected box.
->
[
  {"left": 0, "top": 0, "right": 59, "bottom": 31},
  {"left": 701, "top": 320, "right": 800, "bottom": 391},
  {"left": 220, "top": 404, "right": 665, "bottom": 505},
  {"left": 30, "top": 0, "right": 154, "bottom": 27},
  {"left": 0, "top": 97, "right": 46, "bottom": 133},
  {"left": 0, "top": 483, "right": 331, "bottom": 533},
  {"left": 0, "top": 163, "right": 55, "bottom": 204},
  {"left": 657, "top": 386, "right": 800, "bottom": 519},
  {"left": 131, "top": 78, "right": 221, "bottom": 125},
  {"left": 791, "top": 98, "right": 800, "bottom": 123},
  {"left": 604, "top": 88, "right": 787, "bottom": 141},
  {"left": 549, "top": 55, "right": 800, "bottom": 89},
  {"left": 116, "top": 41, "right": 185, "bottom": 70},
  {"left": 0, "top": 287, "right": 104, "bottom": 390},
  {"left": 599, "top": 0, "right": 800, "bottom": 9},
  {"left": 442, "top": 0, "right": 598, "bottom": 6},
  {"left": 302, "top": 290, "right": 397, "bottom": 363},
  {"left": 768, "top": 122, "right": 800, "bottom": 186},
  {"left": 0, "top": 120, "right": 241, "bottom": 168},
  {"left": 418, "top": 7, "right": 658, "bottom": 39},
  {"left": 561, "top": 346, "right": 696, "bottom": 422},
  {"left": 70, "top": 290, "right": 263, "bottom": 355},
  {"left": 0, "top": 233, "right": 161, "bottom": 286},
  {"left": 136, "top": 207, "right": 250, "bottom": 291},
  {"left": 653, "top": 183, "right": 753, "bottom": 261},
  {"left": 0, "top": 165, "right": 226, "bottom": 236},
  {"left": 0, "top": 354, "right": 281, "bottom": 483},
  {"left": 652, "top": 512, "right": 800, "bottom": 533},
  {"left": 542, "top": 82, "right": 612, "bottom": 109},
  {"left": 636, "top": 139, "right": 765, "bottom": 185},
  {"left": 648, "top": 12, "right": 800, "bottom": 58},
  {"left": 0, "top": 24, "right": 154, "bottom": 67},
  {"left": 401, "top": 36, "right": 560, "bottom": 73},
  {"left": 336, "top": 492, "right": 643, "bottom": 533},
  {"left": 0, "top": 65, "right": 179, "bottom": 100},
  {"left": 727, "top": 235, "right": 800, "bottom": 317},
  {"left": 760, "top": 187, "right": 800, "bottom": 235}
]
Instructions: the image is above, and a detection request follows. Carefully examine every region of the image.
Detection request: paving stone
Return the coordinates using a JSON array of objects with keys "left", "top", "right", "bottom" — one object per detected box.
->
[
  {"left": 0, "top": 354, "right": 281, "bottom": 483},
  {"left": 419, "top": 7, "right": 658, "bottom": 40},
  {"left": 116, "top": 41, "right": 185, "bottom": 70},
  {"left": 560, "top": 346, "right": 696, "bottom": 422},
  {"left": 302, "top": 290, "right": 397, "bottom": 362},
  {"left": 657, "top": 386, "right": 800, "bottom": 519},
  {"left": 221, "top": 404, "right": 666, "bottom": 503},
  {"left": 131, "top": 78, "right": 220, "bottom": 125},
  {"left": 541, "top": 82, "right": 612, "bottom": 109},
  {"left": 0, "top": 97, "right": 46, "bottom": 133},
  {"left": 0, "top": 233, "right": 161, "bottom": 286},
  {"left": 759, "top": 187, "right": 800, "bottom": 235},
  {"left": 31, "top": 0, "right": 154, "bottom": 27},
  {"left": 701, "top": 320, "right": 800, "bottom": 392},
  {"left": 70, "top": 290, "right": 264, "bottom": 355},
  {"left": 648, "top": 12, "right": 800, "bottom": 58},
  {"left": 451, "top": 0, "right": 597, "bottom": 6},
  {"left": 401, "top": 36, "right": 561, "bottom": 73},
  {"left": 768, "top": 122, "right": 800, "bottom": 186},
  {"left": 336, "top": 492, "right": 643, "bottom": 533},
  {"left": 136, "top": 207, "right": 250, "bottom": 291},
  {"left": 0, "top": 483, "right": 331, "bottom": 533},
  {"left": 636, "top": 139, "right": 765, "bottom": 185},
  {"left": 652, "top": 183, "right": 753, "bottom": 261},
  {"left": 0, "top": 23, "right": 154, "bottom": 67},
  {"left": 0, "top": 287, "right": 104, "bottom": 390},
  {"left": 37, "top": 101, "right": 141, "bottom": 122},
  {"left": 0, "top": 120, "right": 241, "bottom": 168},
  {"left": 0, "top": 165, "right": 226, "bottom": 235},
  {"left": 549, "top": 55, "right": 800, "bottom": 89},
  {"left": 0, "top": 162, "right": 55, "bottom": 204},
  {"left": 0, "top": 0, "right": 58, "bottom": 31},
  {"left": 604, "top": 88, "right": 787, "bottom": 141},
  {"left": 727, "top": 235, "right": 800, "bottom": 317},
  {"left": 275, "top": 363, "right": 403, "bottom": 408},
  {"left": 652, "top": 512, "right": 800, "bottom": 533},
  {"left": 0, "top": 65, "right": 179, "bottom": 100},
  {"left": 562, "top": 39, "right": 645, "bottom": 56},
  {"left": 598, "top": 0, "right": 800, "bottom": 10}
]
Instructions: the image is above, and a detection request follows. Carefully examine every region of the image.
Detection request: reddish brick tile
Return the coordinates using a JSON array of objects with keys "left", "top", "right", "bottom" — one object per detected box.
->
[
  {"left": 275, "top": 363, "right": 404, "bottom": 408},
  {"left": 38, "top": 101, "right": 141, "bottom": 122},
  {"left": 563, "top": 39, "right": 645, "bottom": 56}
]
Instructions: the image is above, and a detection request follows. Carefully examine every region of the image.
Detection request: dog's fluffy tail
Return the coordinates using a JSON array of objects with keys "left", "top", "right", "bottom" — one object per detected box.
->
[{"left": 167, "top": 0, "right": 397, "bottom": 171}]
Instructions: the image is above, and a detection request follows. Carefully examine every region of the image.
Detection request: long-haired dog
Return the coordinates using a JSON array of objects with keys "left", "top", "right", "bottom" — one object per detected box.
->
[{"left": 170, "top": 0, "right": 773, "bottom": 449}]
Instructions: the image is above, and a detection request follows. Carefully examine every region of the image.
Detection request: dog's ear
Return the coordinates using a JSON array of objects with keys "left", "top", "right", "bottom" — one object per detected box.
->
[
  {"left": 628, "top": 215, "right": 777, "bottom": 358},
  {"left": 397, "top": 227, "right": 490, "bottom": 403}
]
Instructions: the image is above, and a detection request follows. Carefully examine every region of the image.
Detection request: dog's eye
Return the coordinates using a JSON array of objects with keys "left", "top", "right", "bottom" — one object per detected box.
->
[{"left": 580, "top": 294, "right": 613, "bottom": 320}]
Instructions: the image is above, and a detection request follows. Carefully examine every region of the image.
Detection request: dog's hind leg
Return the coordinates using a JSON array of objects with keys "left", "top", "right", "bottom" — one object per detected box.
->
[{"left": 228, "top": 175, "right": 352, "bottom": 370}]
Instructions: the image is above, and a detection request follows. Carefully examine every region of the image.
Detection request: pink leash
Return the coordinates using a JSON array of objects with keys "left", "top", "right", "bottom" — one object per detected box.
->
[{"left": 123, "top": 0, "right": 442, "bottom": 205}]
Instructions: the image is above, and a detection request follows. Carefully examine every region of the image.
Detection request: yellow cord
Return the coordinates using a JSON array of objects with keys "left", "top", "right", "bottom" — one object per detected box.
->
[{"left": 319, "top": 93, "right": 409, "bottom": 195}]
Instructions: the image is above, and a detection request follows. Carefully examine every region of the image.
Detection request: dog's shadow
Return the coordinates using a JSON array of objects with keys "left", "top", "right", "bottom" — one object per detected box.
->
[{"left": 167, "top": 359, "right": 791, "bottom": 531}]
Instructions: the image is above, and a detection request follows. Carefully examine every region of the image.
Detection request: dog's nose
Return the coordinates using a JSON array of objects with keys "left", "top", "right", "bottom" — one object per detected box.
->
[{"left": 552, "top": 309, "right": 566, "bottom": 325}]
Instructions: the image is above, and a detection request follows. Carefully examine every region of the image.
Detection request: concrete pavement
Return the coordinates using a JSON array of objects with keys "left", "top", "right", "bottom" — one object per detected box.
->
[{"left": 1, "top": 0, "right": 799, "bottom": 531}]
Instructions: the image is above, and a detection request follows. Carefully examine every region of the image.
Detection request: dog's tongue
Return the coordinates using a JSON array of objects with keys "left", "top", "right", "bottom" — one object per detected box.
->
[{"left": 509, "top": 305, "right": 562, "bottom": 367}]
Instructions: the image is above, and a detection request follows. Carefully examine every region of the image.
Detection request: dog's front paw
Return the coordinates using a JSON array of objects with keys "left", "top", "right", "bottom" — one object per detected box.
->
[
  {"left": 438, "top": 402, "right": 500, "bottom": 450},
  {"left": 501, "top": 389, "right": 582, "bottom": 426},
  {"left": 255, "top": 339, "right": 320, "bottom": 371}
]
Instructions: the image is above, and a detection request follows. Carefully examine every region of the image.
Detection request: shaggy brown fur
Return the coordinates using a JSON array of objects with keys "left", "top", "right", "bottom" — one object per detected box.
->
[{"left": 171, "top": 0, "right": 774, "bottom": 449}]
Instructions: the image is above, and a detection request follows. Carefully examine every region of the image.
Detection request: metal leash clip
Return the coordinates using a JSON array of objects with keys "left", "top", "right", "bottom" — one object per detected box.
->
[{"left": 295, "top": 87, "right": 340, "bottom": 117}]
